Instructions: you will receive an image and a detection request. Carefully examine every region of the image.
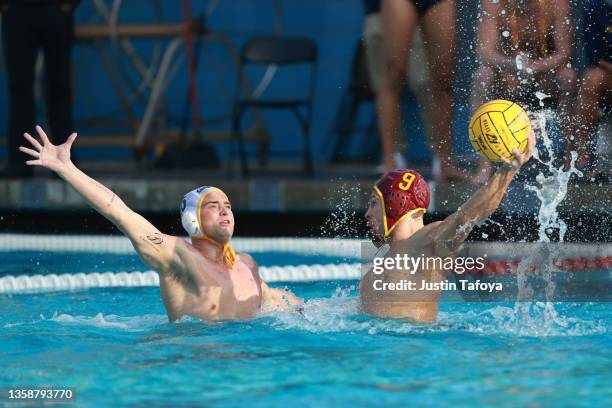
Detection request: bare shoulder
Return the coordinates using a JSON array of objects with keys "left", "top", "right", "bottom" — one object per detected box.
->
[
  {"left": 404, "top": 221, "right": 448, "bottom": 253},
  {"left": 171, "top": 238, "right": 214, "bottom": 268},
  {"left": 169, "top": 236, "right": 192, "bottom": 258},
  {"left": 392, "top": 223, "right": 439, "bottom": 255},
  {"left": 163, "top": 238, "right": 221, "bottom": 287},
  {"left": 421, "top": 221, "right": 444, "bottom": 239},
  {"left": 239, "top": 253, "right": 263, "bottom": 288},
  {"left": 158, "top": 236, "right": 192, "bottom": 274},
  {"left": 239, "top": 253, "right": 258, "bottom": 272}
]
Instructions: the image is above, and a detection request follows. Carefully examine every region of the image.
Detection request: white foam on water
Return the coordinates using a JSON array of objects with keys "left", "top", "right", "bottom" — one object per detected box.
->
[
  {"left": 440, "top": 304, "right": 606, "bottom": 337},
  {"left": 49, "top": 312, "right": 168, "bottom": 331},
  {"left": 267, "top": 286, "right": 605, "bottom": 337}
]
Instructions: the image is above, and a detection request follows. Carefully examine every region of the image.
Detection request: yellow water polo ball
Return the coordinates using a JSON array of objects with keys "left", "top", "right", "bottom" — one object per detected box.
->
[{"left": 468, "top": 99, "right": 532, "bottom": 162}]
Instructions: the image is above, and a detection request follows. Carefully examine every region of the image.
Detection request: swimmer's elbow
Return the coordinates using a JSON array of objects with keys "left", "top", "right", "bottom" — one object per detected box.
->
[{"left": 132, "top": 233, "right": 178, "bottom": 272}]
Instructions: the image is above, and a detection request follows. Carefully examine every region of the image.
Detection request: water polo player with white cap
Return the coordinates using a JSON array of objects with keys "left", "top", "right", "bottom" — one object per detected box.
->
[
  {"left": 173, "top": 185, "right": 303, "bottom": 318},
  {"left": 361, "top": 130, "right": 535, "bottom": 323},
  {"left": 180, "top": 186, "right": 239, "bottom": 269},
  {"left": 18, "top": 126, "right": 302, "bottom": 322}
]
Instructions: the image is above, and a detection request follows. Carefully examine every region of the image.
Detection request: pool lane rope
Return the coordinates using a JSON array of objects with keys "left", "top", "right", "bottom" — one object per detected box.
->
[
  {"left": 1, "top": 256, "right": 610, "bottom": 295},
  {"left": 0, "top": 263, "right": 362, "bottom": 294},
  {"left": 0, "top": 235, "right": 610, "bottom": 294}
]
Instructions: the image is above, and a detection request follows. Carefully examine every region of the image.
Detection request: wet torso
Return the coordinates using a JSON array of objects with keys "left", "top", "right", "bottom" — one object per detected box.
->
[
  {"left": 497, "top": 0, "right": 555, "bottom": 59},
  {"left": 159, "top": 242, "right": 262, "bottom": 321},
  {"left": 359, "top": 224, "right": 444, "bottom": 323}
]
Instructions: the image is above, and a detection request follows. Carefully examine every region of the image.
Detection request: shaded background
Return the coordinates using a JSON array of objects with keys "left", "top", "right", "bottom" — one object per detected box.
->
[{"left": 0, "top": 0, "right": 589, "bottom": 163}]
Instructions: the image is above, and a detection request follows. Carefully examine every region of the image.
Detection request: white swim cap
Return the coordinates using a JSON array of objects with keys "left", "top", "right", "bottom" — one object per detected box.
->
[
  {"left": 180, "top": 186, "right": 237, "bottom": 269},
  {"left": 180, "top": 186, "right": 221, "bottom": 238}
]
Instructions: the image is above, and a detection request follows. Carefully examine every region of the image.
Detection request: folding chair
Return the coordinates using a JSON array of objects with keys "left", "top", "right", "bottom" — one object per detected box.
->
[{"left": 229, "top": 36, "right": 317, "bottom": 176}]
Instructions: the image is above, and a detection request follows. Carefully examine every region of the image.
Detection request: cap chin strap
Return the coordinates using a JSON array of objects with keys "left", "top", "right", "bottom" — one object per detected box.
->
[
  {"left": 384, "top": 207, "right": 426, "bottom": 238},
  {"left": 193, "top": 235, "right": 237, "bottom": 270},
  {"left": 192, "top": 187, "right": 237, "bottom": 269}
]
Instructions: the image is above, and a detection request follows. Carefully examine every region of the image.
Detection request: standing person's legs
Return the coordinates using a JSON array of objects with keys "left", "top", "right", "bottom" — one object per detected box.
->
[
  {"left": 363, "top": 13, "right": 384, "bottom": 95},
  {"left": 40, "top": 4, "right": 74, "bottom": 144},
  {"left": 420, "top": 0, "right": 464, "bottom": 180},
  {"left": 2, "top": 8, "right": 38, "bottom": 176},
  {"left": 407, "top": 27, "right": 437, "bottom": 174},
  {"left": 377, "top": 0, "right": 418, "bottom": 172},
  {"left": 571, "top": 66, "right": 610, "bottom": 172}
]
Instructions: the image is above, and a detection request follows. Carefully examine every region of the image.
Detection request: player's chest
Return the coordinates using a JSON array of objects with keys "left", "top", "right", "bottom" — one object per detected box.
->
[{"left": 221, "top": 266, "right": 260, "bottom": 302}]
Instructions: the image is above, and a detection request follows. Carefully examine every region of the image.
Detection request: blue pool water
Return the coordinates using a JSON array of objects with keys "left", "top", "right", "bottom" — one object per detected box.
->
[{"left": 1, "top": 251, "right": 611, "bottom": 407}]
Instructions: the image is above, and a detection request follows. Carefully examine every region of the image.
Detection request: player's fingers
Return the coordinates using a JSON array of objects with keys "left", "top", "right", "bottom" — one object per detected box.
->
[
  {"left": 36, "top": 125, "right": 50, "bottom": 145},
  {"left": 19, "top": 146, "right": 40, "bottom": 158},
  {"left": 23, "top": 133, "right": 43, "bottom": 151},
  {"left": 65, "top": 132, "right": 78, "bottom": 147},
  {"left": 25, "top": 159, "right": 41, "bottom": 166},
  {"left": 527, "top": 130, "right": 536, "bottom": 151},
  {"left": 499, "top": 156, "right": 512, "bottom": 167}
]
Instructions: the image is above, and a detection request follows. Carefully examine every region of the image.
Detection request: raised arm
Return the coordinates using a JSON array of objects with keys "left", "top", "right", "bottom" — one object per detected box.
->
[
  {"left": 429, "top": 130, "right": 536, "bottom": 256},
  {"left": 20, "top": 126, "right": 182, "bottom": 273}
]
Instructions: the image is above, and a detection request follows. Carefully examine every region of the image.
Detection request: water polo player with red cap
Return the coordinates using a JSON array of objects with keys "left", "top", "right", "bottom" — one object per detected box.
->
[
  {"left": 361, "top": 129, "right": 536, "bottom": 322},
  {"left": 372, "top": 169, "right": 431, "bottom": 241}
]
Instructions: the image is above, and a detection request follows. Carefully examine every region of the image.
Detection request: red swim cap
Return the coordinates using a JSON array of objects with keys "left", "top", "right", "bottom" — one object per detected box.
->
[{"left": 374, "top": 169, "right": 430, "bottom": 237}]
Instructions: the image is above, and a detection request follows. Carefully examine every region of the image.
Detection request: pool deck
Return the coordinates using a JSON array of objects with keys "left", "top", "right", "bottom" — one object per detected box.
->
[{"left": 0, "top": 161, "right": 609, "bottom": 215}]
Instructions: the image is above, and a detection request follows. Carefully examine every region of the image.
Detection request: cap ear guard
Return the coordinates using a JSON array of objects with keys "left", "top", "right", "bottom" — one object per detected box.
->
[{"left": 180, "top": 186, "right": 220, "bottom": 238}]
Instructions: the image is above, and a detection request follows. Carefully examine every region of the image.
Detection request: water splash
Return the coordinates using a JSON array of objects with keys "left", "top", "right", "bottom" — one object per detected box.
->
[
  {"left": 321, "top": 182, "right": 363, "bottom": 239},
  {"left": 535, "top": 91, "right": 551, "bottom": 108},
  {"left": 513, "top": 109, "right": 583, "bottom": 322},
  {"left": 515, "top": 52, "right": 525, "bottom": 70},
  {"left": 527, "top": 110, "right": 582, "bottom": 242},
  {"left": 267, "top": 285, "right": 605, "bottom": 337},
  {"left": 444, "top": 304, "right": 606, "bottom": 337}
]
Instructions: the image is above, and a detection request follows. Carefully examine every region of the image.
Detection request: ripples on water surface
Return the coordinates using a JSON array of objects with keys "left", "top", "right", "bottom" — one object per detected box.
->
[{"left": 1, "top": 281, "right": 610, "bottom": 407}]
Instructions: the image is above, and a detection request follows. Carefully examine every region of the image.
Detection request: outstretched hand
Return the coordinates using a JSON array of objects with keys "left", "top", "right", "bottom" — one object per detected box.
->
[
  {"left": 19, "top": 126, "right": 77, "bottom": 174},
  {"left": 499, "top": 129, "right": 536, "bottom": 172}
]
